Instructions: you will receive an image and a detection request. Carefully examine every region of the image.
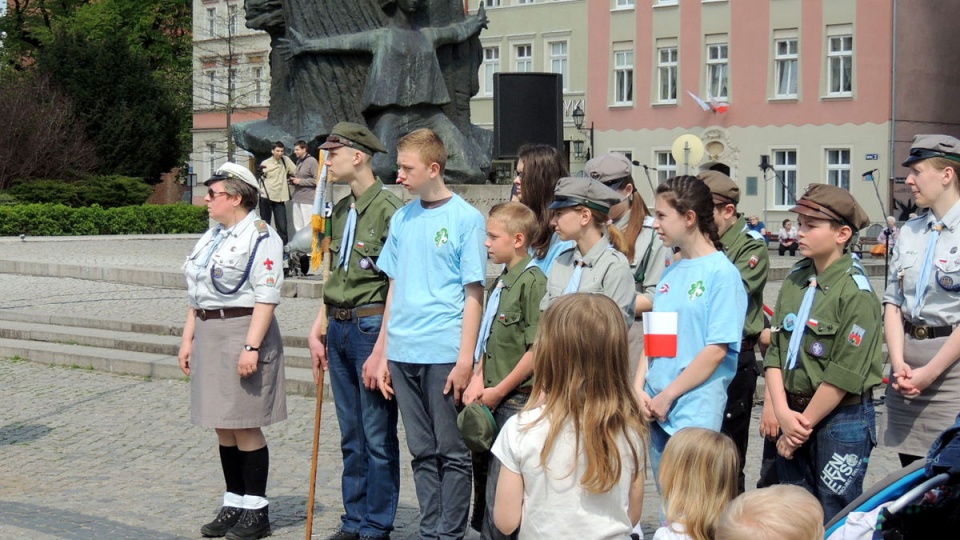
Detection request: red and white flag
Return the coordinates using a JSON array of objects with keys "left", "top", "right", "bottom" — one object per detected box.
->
[{"left": 644, "top": 312, "right": 678, "bottom": 358}]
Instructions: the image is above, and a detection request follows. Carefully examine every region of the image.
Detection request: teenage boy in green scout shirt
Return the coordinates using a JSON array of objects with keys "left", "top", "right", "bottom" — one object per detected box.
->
[
  {"left": 763, "top": 183, "right": 883, "bottom": 522},
  {"left": 464, "top": 201, "right": 546, "bottom": 540},
  {"left": 700, "top": 170, "right": 769, "bottom": 494},
  {"left": 307, "top": 122, "right": 402, "bottom": 540}
]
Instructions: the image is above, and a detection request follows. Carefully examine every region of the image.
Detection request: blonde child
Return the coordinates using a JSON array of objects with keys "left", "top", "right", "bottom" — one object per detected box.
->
[
  {"left": 655, "top": 428, "right": 738, "bottom": 540},
  {"left": 715, "top": 485, "right": 824, "bottom": 540},
  {"left": 492, "top": 293, "right": 647, "bottom": 539}
]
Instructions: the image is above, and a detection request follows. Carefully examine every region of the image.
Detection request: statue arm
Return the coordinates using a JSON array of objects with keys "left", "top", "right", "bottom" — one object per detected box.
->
[
  {"left": 276, "top": 28, "right": 377, "bottom": 60},
  {"left": 430, "top": 4, "right": 488, "bottom": 46}
]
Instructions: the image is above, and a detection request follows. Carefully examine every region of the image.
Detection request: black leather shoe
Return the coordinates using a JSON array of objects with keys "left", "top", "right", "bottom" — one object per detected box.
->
[
  {"left": 201, "top": 506, "right": 243, "bottom": 538},
  {"left": 325, "top": 531, "right": 360, "bottom": 540},
  {"left": 225, "top": 506, "right": 271, "bottom": 540}
]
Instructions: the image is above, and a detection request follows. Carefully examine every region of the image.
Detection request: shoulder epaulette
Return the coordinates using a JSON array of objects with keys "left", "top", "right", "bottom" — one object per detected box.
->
[
  {"left": 254, "top": 220, "right": 269, "bottom": 236},
  {"left": 788, "top": 259, "right": 812, "bottom": 275},
  {"left": 849, "top": 255, "right": 873, "bottom": 291},
  {"left": 746, "top": 229, "right": 765, "bottom": 242}
]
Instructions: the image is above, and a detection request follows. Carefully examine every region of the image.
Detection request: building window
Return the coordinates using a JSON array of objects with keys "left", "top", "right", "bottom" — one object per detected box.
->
[
  {"left": 518, "top": 0, "right": 534, "bottom": 4},
  {"left": 657, "top": 46, "right": 678, "bottom": 103},
  {"left": 775, "top": 37, "right": 798, "bottom": 97},
  {"left": 826, "top": 149, "right": 851, "bottom": 190},
  {"left": 616, "top": 0, "right": 635, "bottom": 7},
  {"left": 614, "top": 49, "right": 634, "bottom": 104},
  {"left": 549, "top": 41, "right": 568, "bottom": 91},
  {"left": 206, "top": 8, "right": 217, "bottom": 36},
  {"left": 706, "top": 43, "right": 728, "bottom": 99},
  {"left": 206, "top": 71, "right": 216, "bottom": 106},
  {"left": 207, "top": 143, "right": 217, "bottom": 176},
  {"left": 515, "top": 44, "right": 532, "bottom": 72},
  {"left": 656, "top": 151, "right": 677, "bottom": 183},
  {"left": 227, "top": 5, "right": 238, "bottom": 36},
  {"left": 482, "top": 46, "right": 500, "bottom": 97},
  {"left": 828, "top": 34, "right": 853, "bottom": 95},
  {"left": 253, "top": 67, "right": 263, "bottom": 105},
  {"left": 654, "top": 0, "right": 678, "bottom": 5},
  {"left": 484, "top": 0, "right": 500, "bottom": 7},
  {"left": 773, "top": 150, "right": 798, "bottom": 206}
]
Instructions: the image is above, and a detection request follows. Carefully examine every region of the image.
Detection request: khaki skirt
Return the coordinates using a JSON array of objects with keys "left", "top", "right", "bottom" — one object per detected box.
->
[
  {"left": 190, "top": 314, "right": 287, "bottom": 429},
  {"left": 883, "top": 334, "right": 960, "bottom": 457},
  {"left": 628, "top": 318, "right": 644, "bottom": 380}
]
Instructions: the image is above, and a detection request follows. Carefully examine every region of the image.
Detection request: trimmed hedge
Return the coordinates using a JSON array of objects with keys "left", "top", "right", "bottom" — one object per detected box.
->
[
  {"left": 0, "top": 203, "right": 208, "bottom": 236},
  {"left": 6, "top": 175, "right": 154, "bottom": 208}
]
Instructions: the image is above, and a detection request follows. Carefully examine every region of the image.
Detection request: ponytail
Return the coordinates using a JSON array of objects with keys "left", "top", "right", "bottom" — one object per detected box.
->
[{"left": 621, "top": 186, "right": 650, "bottom": 262}]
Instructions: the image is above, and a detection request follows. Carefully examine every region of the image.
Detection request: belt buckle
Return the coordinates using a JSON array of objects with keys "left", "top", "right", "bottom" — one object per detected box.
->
[
  {"left": 336, "top": 308, "right": 351, "bottom": 321},
  {"left": 197, "top": 309, "right": 207, "bottom": 321},
  {"left": 915, "top": 326, "right": 929, "bottom": 340}
]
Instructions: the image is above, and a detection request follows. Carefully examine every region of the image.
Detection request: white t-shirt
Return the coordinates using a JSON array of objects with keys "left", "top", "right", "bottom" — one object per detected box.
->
[
  {"left": 653, "top": 523, "right": 692, "bottom": 540},
  {"left": 491, "top": 406, "right": 641, "bottom": 540}
]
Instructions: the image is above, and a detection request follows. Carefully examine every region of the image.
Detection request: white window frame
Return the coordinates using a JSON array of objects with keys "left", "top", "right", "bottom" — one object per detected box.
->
[
  {"left": 548, "top": 40, "right": 569, "bottom": 92},
  {"left": 654, "top": 0, "right": 679, "bottom": 6},
  {"left": 515, "top": 44, "right": 532, "bottom": 73},
  {"left": 706, "top": 42, "right": 728, "bottom": 99},
  {"left": 206, "top": 71, "right": 216, "bottom": 106},
  {"left": 227, "top": 5, "right": 238, "bottom": 36},
  {"left": 825, "top": 148, "right": 851, "bottom": 191},
  {"left": 484, "top": 0, "right": 501, "bottom": 7},
  {"left": 774, "top": 35, "right": 798, "bottom": 98},
  {"left": 615, "top": 0, "right": 636, "bottom": 8},
  {"left": 253, "top": 67, "right": 263, "bottom": 105},
  {"left": 206, "top": 7, "right": 217, "bottom": 37},
  {"left": 827, "top": 28, "right": 853, "bottom": 96},
  {"left": 518, "top": 0, "right": 535, "bottom": 4},
  {"left": 482, "top": 46, "right": 500, "bottom": 97},
  {"left": 657, "top": 45, "right": 678, "bottom": 104},
  {"left": 207, "top": 143, "right": 218, "bottom": 177},
  {"left": 655, "top": 150, "right": 677, "bottom": 184},
  {"left": 772, "top": 149, "right": 798, "bottom": 208},
  {"left": 614, "top": 48, "right": 634, "bottom": 105}
]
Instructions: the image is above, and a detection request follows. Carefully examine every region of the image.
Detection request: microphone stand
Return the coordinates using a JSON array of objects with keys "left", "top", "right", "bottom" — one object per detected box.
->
[
  {"left": 635, "top": 161, "right": 657, "bottom": 199},
  {"left": 864, "top": 169, "right": 889, "bottom": 290}
]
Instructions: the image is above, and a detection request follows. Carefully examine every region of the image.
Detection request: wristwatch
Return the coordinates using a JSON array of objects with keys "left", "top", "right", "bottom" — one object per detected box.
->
[{"left": 244, "top": 344, "right": 260, "bottom": 352}]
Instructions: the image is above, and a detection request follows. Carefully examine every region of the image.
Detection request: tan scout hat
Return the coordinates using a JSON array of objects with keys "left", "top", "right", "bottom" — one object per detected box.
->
[
  {"left": 206, "top": 162, "right": 259, "bottom": 190},
  {"left": 584, "top": 153, "right": 633, "bottom": 189},
  {"left": 901, "top": 134, "right": 960, "bottom": 167},
  {"left": 548, "top": 176, "right": 624, "bottom": 215},
  {"left": 699, "top": 170, "right": 740, "bottom": 205},
  {"left": 790, "top": 183, "right": 871, "bottom": 231},
  {"left": 319, "top": 122, "right": 387, "bottom": 155}
]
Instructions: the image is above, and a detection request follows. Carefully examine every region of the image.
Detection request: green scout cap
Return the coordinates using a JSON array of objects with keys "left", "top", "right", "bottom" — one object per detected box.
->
[
  {"left": 901, "top": 134, "right": 960, "bottom": 167},
  {"left": 548, "top": 176, "right": 624, "bottom": 215},
  {"left": 790, "top": 183, "right": 871, "bottom": 231},
  {"left": 457, "top": 403, "right": 498, "bottom": 453},
  {"left": 699, "top": 170, "right": 740, "bottom": 205},
  {"left": 584, "top": 153, "right": 633, "bottom": 190},
  {"left": 206, "top": 162, "right": 259, "bottom": 190},
  {"left": 319, "top": 122, "right": 387, "bottom": 155}
]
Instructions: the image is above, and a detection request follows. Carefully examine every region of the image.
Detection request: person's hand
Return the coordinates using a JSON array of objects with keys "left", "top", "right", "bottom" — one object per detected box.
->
[
  {"left": 777, "top": 433, "right": 800, "bottom": 459},
  {"left": 444, "top": 362, "right": 473, "bottom": 405},
  {"left": 636, "top": 390, "right": 653, "bottom": 422},
  {"left": 308, "top": 333, "right": 327, "bottom": 384},
  {"left": 759, "top": 403, "right": 780, "bottom": 440},
  {"left": 898, "top": 365, "right": 938, "bottom": 397},
  {"left": 376, "top": 358, "right": 394, "bottom": 400},
  {"left": 468, "top": 4, "right": 489, "bottom": 33},
  {"left": 276, "top": 28, "right": 306, "bottom": 60},
  {"left": 178, "top": 340, "right": 192, "bottom": 376},
  {"left": 776, "top": 408, "right": 812, "bottom": 447},
  {"left": 480, "top": 384, "right": 506, "bottom": 412},
  {"left": 891, "top": 363, "right": 914, "bottom": 395},
  {"left": 361, "top": 354, "right": 379, "bottom": 391},
  {"left": 646, "top": 392, "right": 675, "bottom": 423},
  {"left": 238, "top": 350, "right": 259, "bottom": 378},
  {"left": 463, "top": 374, "right": 484, "bottom": 406}
]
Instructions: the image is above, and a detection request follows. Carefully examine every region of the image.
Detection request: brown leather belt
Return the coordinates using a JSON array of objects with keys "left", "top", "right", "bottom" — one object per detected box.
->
[
  {"left": 326, "top": 303, "right": 386, "bottom": 321},
  {"left": 195, "top": 307, "right": 254, "bottom": 321},
  {"left": 904, "top": 320, "right": 955, "bottom": 340},
  {"left": 786, "top": 391, "right": 867, "bottom": 412}
]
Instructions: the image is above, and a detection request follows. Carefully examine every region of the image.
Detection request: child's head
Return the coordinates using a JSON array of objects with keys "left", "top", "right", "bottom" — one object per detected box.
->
[
  {"left": 586, "top": 152, "right": 652, "bottom": 261},
  {"left": 715, "top": 485, "right": 824, "bottom": 540},
  {"left": 531, "top": 293, "right": 647, "bottom": 493},
  {"left": 396, "top": 128, "right": 447, "bottom": 194},
  {"left": 548, "top": 176, "right": 628, "bottom": 252},
  {"left": 659, "top": 428, "right": 739, "bottom": 540},
  {"left": 654, "top": 175, "right": 722, "bottom": 251},
  {"left": 486, "top": 202, "right": 537, "bottom": 265},
  {"left": 789, "top": 183, "right": 870, "bottom": 257}
]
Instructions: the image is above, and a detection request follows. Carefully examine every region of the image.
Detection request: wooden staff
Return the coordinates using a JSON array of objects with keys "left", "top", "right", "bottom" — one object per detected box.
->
[{"left": 305, "top": 366, "right": 325, "bottom": 540}]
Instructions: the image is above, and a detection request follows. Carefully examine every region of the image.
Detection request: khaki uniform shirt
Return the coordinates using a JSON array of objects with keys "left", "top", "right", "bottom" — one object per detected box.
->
[
  {"left": 720, "top": 216, "right": 769, "bottom": 339},
  {"left": 323, "top": 179, "right": 402, "bottom": 308},
  {"left": 481, "top": 255, "right": 546, "bottom": 390},
  {"left": 764, "top": 253, "right": 883, "bottom": 396},
  {"left": 259, "top": 155, "right": 296, "bottom": 202},
  {"left": 541, "top": 236, "right": 636, "bottom": 327}
]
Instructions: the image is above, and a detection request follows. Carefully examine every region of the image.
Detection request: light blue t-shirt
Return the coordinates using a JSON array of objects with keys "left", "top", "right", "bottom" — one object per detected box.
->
[
  {"left": 645, "top": 251, "right": 746, "bottom": 434},
  {"left": 378, "top": 195, "right": 487, "bottom": 364},
  {"left": 531, "top": 232, "right": 575, "bottom": 275}
]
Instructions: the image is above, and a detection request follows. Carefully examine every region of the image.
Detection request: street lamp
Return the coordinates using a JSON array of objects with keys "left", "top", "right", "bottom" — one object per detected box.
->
[{"left": 572, "top": 105, "right": 594, "bottom": 161}]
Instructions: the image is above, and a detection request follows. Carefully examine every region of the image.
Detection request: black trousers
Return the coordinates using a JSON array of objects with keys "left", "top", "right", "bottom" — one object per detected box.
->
[
  {"left": 258, "top": 199, "right": 288, "bottom": 245},
  {"left": 720, "top": 344, "right": 758, "bottom": 494}
]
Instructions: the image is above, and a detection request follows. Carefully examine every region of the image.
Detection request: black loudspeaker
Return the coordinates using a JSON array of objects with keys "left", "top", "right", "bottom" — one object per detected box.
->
[
  {"left": 493, "top": 73, "right": 563, "bottom": 159},
  {"left": 759, "top": 154, "right": 771, "bottom": 171}
]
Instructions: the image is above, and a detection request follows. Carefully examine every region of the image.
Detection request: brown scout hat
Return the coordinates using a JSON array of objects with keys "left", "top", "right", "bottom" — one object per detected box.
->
[
  {"left": 699, "top": 170, "right": 740, "bottom": 205},
  {"left": 548, "top": 176, "right": 624, "bottom": 215},
  {"left": 790, "top": 183, "right": 871, "bottom": 231},
  {"left": 319, "top": 122, "right": 388, "bottom": 155},
  {"left": 584, "top": 153, "right": 633, "bottom": 190},
  {"left": 901, "top": 134, "right": 960, "bottom": 167}
]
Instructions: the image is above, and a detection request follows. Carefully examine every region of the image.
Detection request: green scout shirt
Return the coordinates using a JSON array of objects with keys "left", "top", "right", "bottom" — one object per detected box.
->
[
  {"left": 482, "top": 255, "right": 546, "bottom": 390},
  {"left": 764, "top": 253, "right": 883, "bottom": 397},
  {"left": 720, "top": 216, "right": 769, "bottom": 339},
  {"left": 323, "top": 179, "right": 402, "bottom": 308}
]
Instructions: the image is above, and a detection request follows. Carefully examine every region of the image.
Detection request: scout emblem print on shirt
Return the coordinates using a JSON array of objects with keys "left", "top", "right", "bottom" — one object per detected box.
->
[
  {"left": 435, "top": 228, "right": 449, "bottom": 247},
  {"left": 847, "top": 324, "right": 865, "bottom": 347},
  {"left": 687, "top": 280, "right": 705, "bottom": 300}
]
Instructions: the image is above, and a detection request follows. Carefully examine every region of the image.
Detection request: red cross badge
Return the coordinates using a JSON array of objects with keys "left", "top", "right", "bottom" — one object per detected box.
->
[
  {"left": 748, "top": 255, "right": 759, "bottom": 269},
  {"left": 263, "top": 259, "right": 274, "bottom": 270}
]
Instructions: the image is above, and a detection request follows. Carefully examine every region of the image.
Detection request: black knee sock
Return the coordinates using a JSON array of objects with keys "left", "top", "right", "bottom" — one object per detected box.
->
[
  {"left": 239, "top": 446, "right": 269, "bottom": 498},
  {"left": 219, "top": 445, "right": 245, "bottom": 496}
]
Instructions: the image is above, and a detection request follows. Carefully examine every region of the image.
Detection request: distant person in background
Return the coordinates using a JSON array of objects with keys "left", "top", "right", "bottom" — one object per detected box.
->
[
  {"left": 777, "top": 219, "right": 799, "bottom": 256},
  {"left": 259, "top": 141, "right": 296, "bottom": 245},
  {"left": 877, "top": 215, "right": 899, "bottom": 250},
  {"left": 289, "top": 140, "right": 318, "bottom": 234},
  {"left": 747, "top": 215, "right": 768, "bottom": 244}
]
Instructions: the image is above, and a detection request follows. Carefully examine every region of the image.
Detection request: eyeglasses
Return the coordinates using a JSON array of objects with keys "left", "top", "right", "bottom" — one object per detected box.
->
[{"left": 207, "top": 189, "right": 230, "bottom": 199}]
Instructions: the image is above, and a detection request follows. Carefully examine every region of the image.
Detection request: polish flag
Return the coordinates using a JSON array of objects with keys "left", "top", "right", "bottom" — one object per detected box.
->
[{"left": 644, "top": 312, "right": 678, "bottom": 358}]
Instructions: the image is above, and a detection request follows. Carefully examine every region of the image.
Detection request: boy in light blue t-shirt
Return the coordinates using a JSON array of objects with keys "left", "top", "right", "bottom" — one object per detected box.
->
[{"left": 369, "top": 128, "right": 486, "bottom": 540}]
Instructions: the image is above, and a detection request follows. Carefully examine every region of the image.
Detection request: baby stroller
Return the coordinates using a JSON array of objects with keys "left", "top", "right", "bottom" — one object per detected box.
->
[{"left": 825, "top": 414, "right": 960, "bottom": 539}]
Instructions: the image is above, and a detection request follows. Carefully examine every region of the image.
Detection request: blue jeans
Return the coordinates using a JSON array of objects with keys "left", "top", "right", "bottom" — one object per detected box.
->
[
  {"left": 777, "top": 399, "right": 877, "bottom": 523},
  {"left": 389, "top": 361, "right": 472, "bottom": 540},
  {"left": 648, "top": 421, "right": 670, "bottom": 494},
  {"left": 481, "top": 392, "right": 528, "bottom": 540},
  {"left": 327, "top": 316, "right": 400, "bottom": 537}
]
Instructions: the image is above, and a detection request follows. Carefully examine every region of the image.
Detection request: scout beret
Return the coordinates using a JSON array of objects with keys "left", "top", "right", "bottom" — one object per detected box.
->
[
  {"left": 206, "top": 162, "right": 259, "bottom": 191},
  {"left": 548, "top": 176, "right": 624, "bottom": 215},
  {"left": 584, "top": 153, "right": 633, "bottom": 189},
  {"left": 457, "top": 403, "right": 498, "bottom": 453},
  {"left": 790, "top": 183, "right": 871, "bottom": 231},
  {"left": 901, "top": 134, "right": 960, "bottom": 167},
  {"left": 319, "top": 121, "right": 388, "bottom": 155},
  {"left": 699, "top": 170, "right": 740, "bottom": 205}
]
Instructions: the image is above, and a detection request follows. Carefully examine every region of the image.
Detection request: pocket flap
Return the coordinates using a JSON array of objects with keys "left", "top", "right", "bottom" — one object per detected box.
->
[
  {"left": 496, "top": 310, "right": 522, "bottom": 326},
  {"left": 806, "top": 319, "right": 839, "bottom": 336}
]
